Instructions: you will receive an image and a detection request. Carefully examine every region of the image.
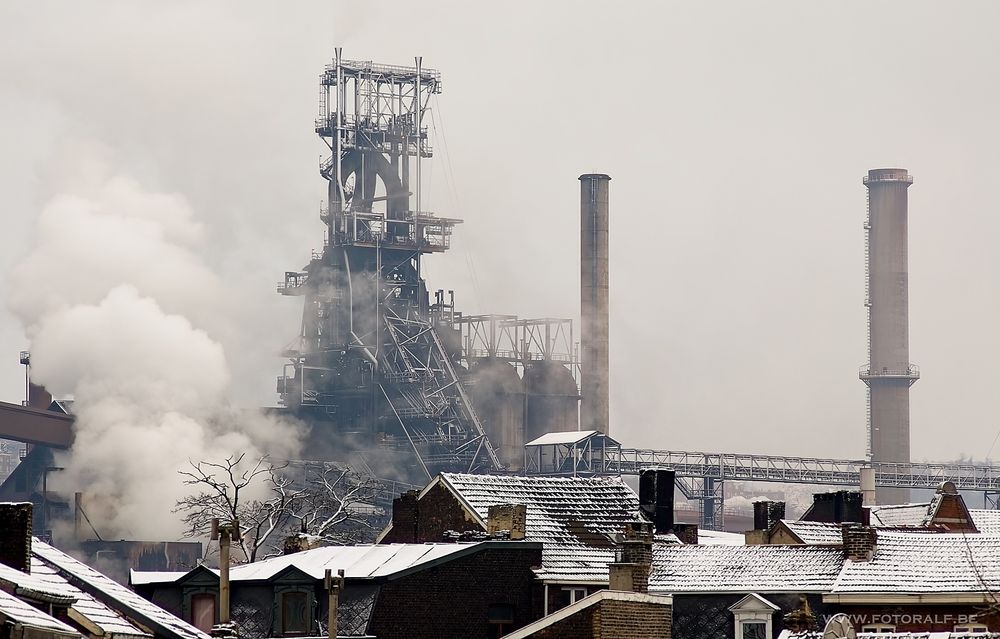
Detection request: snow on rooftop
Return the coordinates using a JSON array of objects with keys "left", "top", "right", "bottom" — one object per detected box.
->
[
  {"left": 0, "top": 587, "right": 80, "bottom": 636},
  {"left": 780, "top": 519, "right": 843, "bottom": 545},
  {"left": 650, "top": 543, "right": 844, "bottom": 593},
  {"left": 32, "top": 539, "right": 209, "bottom": 639},
  {"left": 129, "top": 571, "right": 190, "bottom": 587},
  {"left": 969, "top": 509, "right": 1000, "bottom": 534},
  {"left": 524, "top": 430, "right": 601, "bottom": 446},
  {"left": 697, "top": 529, "right": 746, "bottom": 546},
  {"left": 440, "top": 473, "right": 642, "bottom": 581},
  {"left": 832, "top": 531, "right": 1000, "bottom": 593},
  {"left": 868, "top": 502, "right": 932, "bottom": 527}
]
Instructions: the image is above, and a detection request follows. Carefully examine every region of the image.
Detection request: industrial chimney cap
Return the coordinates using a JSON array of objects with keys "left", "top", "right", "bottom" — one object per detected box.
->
[
  {"left": 579, "top": 173, "right": 611, "bottom": 181},
  {"left": 863, "top": 168, "right": 912, "bottom": 185}
]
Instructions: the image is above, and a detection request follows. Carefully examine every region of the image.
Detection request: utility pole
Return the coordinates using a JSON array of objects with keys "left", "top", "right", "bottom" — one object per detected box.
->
[{"left": 325, "top": 568, "right": 345, "bottom": 639}]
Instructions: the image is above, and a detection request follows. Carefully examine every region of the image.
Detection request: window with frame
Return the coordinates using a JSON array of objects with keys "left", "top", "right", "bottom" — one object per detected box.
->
[
  {"left": 861, "top": 625, "right": 896, "bottom": 633},
  {"left": 487, "top": 603, "right": 514, "bottom": 639},
  {"left": 741, "top": 621, "right": 767, "bottom": 639},
  {"left": 190, "top": 593, "right": 216, "bottom": 633},
  {"left": 281, "top": 591, "right": 310, "bottom": 636}
]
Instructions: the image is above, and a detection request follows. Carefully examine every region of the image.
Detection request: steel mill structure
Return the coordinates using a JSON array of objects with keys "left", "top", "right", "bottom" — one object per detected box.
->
[
  {"left": 275, "top": 53, "right": 586, "bottom": 479},
  {"left": 860, "top": 168, "right": 918, "bottom": 505}
]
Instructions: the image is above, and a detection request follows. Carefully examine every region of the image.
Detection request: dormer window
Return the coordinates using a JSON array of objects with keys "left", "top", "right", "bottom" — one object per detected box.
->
[{"left": 728, "top": 593, "right": 779, "bottom": 639}]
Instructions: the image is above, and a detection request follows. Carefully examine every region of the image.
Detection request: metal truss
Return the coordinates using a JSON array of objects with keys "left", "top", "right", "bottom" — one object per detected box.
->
[
  {"left": 378, "top": 308, "right": 501, "bottom": 476},
  {"left": 452, "top": 315, "right": 579, "bottom": 376},
  {"left": 524, "top": 441, "right": 1000, "bottom": 530}
]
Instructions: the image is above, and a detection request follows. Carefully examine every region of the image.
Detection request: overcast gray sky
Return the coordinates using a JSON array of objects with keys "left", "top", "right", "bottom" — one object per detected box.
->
[{"left": 1, "top": 1, "right": 998, "bottom": 463}]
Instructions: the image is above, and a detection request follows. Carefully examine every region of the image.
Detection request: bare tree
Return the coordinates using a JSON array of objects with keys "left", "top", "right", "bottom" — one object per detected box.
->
[
  {"left": 175, "top": 455, "right": 382, "bottom": 561},
  {"left": 175, "top": 454, "right": 302, "bottom": 563},
  {"left": 287, "top": 465, "right": 380, "bottom": 544}
]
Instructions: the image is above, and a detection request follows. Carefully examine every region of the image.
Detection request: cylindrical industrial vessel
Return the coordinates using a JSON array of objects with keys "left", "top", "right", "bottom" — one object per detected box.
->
[
  {"left": 523, "top": 360, "right": 580, "bottom": 443},
  {"left": 580, "top": 173, "right": 611, "bottom": 435},
  {"left": 467, "top": 358, "right": 525, "bottom": 471}
]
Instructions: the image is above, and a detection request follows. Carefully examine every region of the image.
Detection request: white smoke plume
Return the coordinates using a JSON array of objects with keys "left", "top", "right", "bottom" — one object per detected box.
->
[{"left": 7, "top": 175, "right": 303, "bottom": 539}]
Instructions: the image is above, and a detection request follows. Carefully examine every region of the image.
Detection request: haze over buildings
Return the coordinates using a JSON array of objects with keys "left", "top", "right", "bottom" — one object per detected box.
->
[{"left": 2, "top": 1, "right": 1000, "bottom": 465}]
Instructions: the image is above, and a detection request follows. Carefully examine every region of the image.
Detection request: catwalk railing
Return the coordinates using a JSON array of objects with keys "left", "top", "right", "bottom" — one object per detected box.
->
[{"left": 609, "top": 448, "right": 1000, "bottom": 491}]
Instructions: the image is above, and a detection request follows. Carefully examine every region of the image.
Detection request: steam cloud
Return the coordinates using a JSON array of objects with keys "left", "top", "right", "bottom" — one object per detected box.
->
[{"left": 7, "top": 175, "right": 302, "bottom": 539}]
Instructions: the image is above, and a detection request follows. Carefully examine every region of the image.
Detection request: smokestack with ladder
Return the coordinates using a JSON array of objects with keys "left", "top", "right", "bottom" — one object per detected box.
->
[
  {"left": 860, "top": 168, "right": 918, "bottom": 505},
  {"left": 580, "top": 174, "right": 611, "bottom": 434}
]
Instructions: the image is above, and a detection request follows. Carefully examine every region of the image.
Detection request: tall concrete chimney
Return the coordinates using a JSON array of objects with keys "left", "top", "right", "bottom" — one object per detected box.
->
[
  {"left": 580, "top": 174, "right": 610, "bottom": 434},
  {"left": 861, "top": 168, "right": 917, "bottom": 505}
]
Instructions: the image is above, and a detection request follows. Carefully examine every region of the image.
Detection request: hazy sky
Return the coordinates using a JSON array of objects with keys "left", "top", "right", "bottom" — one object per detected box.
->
[{"left": 1, "top": 1, "right": 999, "bottom": 463}]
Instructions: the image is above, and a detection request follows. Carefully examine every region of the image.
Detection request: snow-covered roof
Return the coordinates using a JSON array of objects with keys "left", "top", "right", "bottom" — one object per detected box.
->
[
  {"left": 32, "top": 539, "right": 209, "bottom": 639},
  {"left": 0, "top": 587, "right": 80, "bottom": 637},
  {"left": 439, "top": 473, "right": 642, "bottom": 582},
  {"left": 30, "top": 558, "right": 151, "bottom": 639},
  {"left": 133, "top": 542, "right": 530, "bottom": 586},
  {"left": 129, "top": 572, "right": 189, "bottom": 587},
  {"left": 524, "top": 430, "right": 602, "bottom": 446},
  {"left": 868, "top": 502, "right": 933, "bottom": 527},
  {"left": 649, "top": 543, "right": 844, "bottom": 593},
  {"left": 230, "top": 542, "right": 486, "bottom": 581},
  {"left": 831, "top": 531, "right": 1000, "bottom": 594},
  {"left": 780, "top": 519, "right": 843, "bottom": 545},
  {"left": 697, "top": 529, "right": 746, "bottom": 546},
  {"left": 0, "top": 551, "right": 150, "bottom": 639},
  {"left": 969, "top": 509, "right": 1000, "bottom": 534}
]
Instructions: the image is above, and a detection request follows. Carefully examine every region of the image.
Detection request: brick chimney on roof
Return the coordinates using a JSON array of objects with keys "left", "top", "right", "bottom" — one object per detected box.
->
[
  {"left": 609, "top": 521, "right": 653, "bottom": 593},
  {"left": 487, "top": 504, "right": 526, "bottom": 540},
  {"left": 0, "top": 502, "right": 33, "bottom": 573},
  {"left": 753, "top": 501, "right": 786, "bottom": 531},
  {"left": 841, "top": 523, "right": 876, "bottom": 561}
]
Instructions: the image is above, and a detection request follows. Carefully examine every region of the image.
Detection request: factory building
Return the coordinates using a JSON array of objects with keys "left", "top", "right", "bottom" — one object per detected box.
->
[{"left": 275, "top": 54, "right": 604, "bottom": 479}]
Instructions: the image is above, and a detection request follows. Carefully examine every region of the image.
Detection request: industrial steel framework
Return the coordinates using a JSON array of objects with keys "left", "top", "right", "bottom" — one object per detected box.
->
[
  {"left": 277, "top": 52, "right": 500, "bottom": 479},
  {"left": 452, "top": 315, "right": 579, "bottom": 374},
  {"left": 524, "top": 441, "right": 1000, "bottom": 530}
]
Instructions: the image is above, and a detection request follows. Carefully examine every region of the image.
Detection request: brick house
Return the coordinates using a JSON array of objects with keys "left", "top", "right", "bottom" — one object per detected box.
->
[
  {"left": 376, "top": 471, "right": 695, "bottom": 616},
  {"left": 132, "top": 540, "right": 543, "bottom": 639}
]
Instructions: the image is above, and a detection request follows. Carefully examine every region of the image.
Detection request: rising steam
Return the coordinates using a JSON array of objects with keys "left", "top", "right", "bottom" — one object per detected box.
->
[{"left": 6, "top": 175, "right": 302, "bottom": 539}]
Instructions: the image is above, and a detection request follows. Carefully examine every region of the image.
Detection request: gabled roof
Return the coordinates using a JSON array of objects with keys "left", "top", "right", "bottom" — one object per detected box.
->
[
  {"left": 0, "top": 554, "right": 150, "bottom": 639},
  {"left": 32, "top": 539, "right": 209, "bottom": 639},
  {"left": 437, "top": 473, "right": 642, "bottom": 582},
  {"left": 524, "top": 430, "right": 620, "bottom": 447},
  {"left": 650, "top": 543, "right": 844, "bottom": 593},
  {"left": 830, "top": 531, "right": 1000, "bottom": 595},
  {"left": 728, "top": 592, "right": 780, "bottom": 612},
  {"left": 0, "top": 587, "right": 80, "bottom": 638},
  {"left": 779, "top": 520, "right": 843, "bottom": 545}
]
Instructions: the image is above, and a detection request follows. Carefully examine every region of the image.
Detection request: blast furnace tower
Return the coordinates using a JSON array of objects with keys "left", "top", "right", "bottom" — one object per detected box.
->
[
  {"left": 277, "top": 51, "right": 500, "bottom": 478},
  {"left": 860, "top": 168, "right": 918, "bottom": 505}
]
